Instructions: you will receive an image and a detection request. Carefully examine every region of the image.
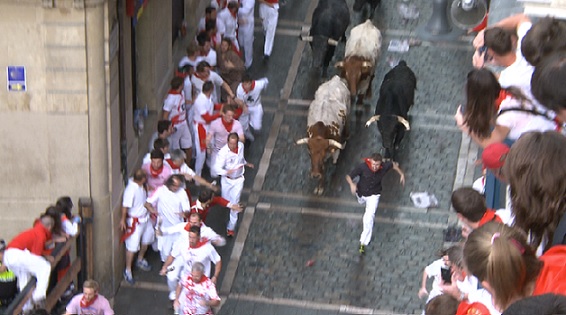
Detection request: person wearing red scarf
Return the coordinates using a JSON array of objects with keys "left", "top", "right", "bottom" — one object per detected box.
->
[
  {"left": 64, "top": 280, "right": 114, "bottom": 315},
  {"left": 141, "top": 149, "right": 173, "bottom": 193},
  {"left": 174, "top": 262, "right": 221, "bottom": 315},
  {"left": 217, "top": 2, "right": 241, "bottom": 55},
  {"left": 236, "top": 75, "right": 269, "bottom": 141},
  {"left": 163, "top": 77, "right": 193, "bottom": 168},
  {"left": 192, "top": 81, "right": 221, "bottom": 177},
  {"left": 345, "top": 153, "right": 405, "bottom": 254},
  {"left": 213, "top": 133, "right": 253, "bottom": 237},
  {"left": 207, "top": 105, "right": 245, "bottom": 177},
  {"left": 160, "top": 226, "right": 222, "bottom": 302},
  {"left": 451, "top": 187, "right": 504, "bottom": 239}
]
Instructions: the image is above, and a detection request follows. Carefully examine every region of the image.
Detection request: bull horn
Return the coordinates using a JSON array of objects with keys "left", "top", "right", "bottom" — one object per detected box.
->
[
  {"left": 362, "top": 61, "right": 372, "bottom": 68},
  {"left": 397, "top": 116, "right": 411, "bottom": 130},
  {"left": 327, "top": 38, "right": 339, "bottom": 46},
  {"left": 365, "top": 115, "right": 380, "bottom": 127},
  {"left": 328, "top": 139, "right": 343, "bottom": 149},
  {"left": 300, "top": 35, "right": 313, "bottom": 42},
  {"left": 296, "top": 138, "right": 309, "bottom": 145},
  {"left": 335, "top": 61, "right": 344, "bottom": 68}
]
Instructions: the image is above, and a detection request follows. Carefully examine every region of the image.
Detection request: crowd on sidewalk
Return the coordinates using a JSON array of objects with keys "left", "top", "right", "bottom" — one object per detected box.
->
[
  {"left": 120, "top": 1, "right": 278, "bottom": 314},
  {"left": 420, "top": 11, "right": 566, "bottom": 315}
]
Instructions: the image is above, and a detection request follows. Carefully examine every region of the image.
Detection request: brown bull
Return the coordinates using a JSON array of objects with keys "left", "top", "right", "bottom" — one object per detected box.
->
[
  {"left": 296, "top": 76, "right": 350, "bottom": 195},
  {"left": 335, "top": 20, "right": 382, "bottom": 108}
]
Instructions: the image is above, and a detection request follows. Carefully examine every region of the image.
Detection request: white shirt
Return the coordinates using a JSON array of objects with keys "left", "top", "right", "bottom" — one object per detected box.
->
[
  {"left": 146, "top": 186, "right": 187, "bottom": 228},
  {"left": 193, "top": 92, "right": 215, "bottom": 125},
  {"left": 171, "top": 237, "right": 221, "bottom": 278},
  {"left": 161, "top": 223, "right": 225, "bottom": 246},
  {"left": 213, "top": 141, "right": 246, "bottom": 178},
  {"left": 236, "top": 78, "right": 268, "bottom": 107},
  {"left": 217, "top": 8, "right": 238, "bottom": 40},
  {"left": 498, "top": 22, "right": 534, "bottom": 101},
  {"left": 179, "top": 55, "right": 204, "bottom": 69},
  {"left": 496, "top": 96, "right": 556, "bottom": 140},
  {"left": 163, "top": 91, "right": 186, "bottom": 125},
  {"left": 192, "top": 70, "right": 224, "bottom": 103},
  {"left": 202, "top": 49, "right": 217, "bottom": 68},
  {"left": 123, "top": 178, "right": 148, "bottom": 219},
  {"left": 197, "top": 16, "right": 226, "bottom": 34},
  {"left": 183, "top": 76, "right": 193, "bottom": 104},
  {"left": 238, "top": 0, "right": 255, "bottom": 31}
]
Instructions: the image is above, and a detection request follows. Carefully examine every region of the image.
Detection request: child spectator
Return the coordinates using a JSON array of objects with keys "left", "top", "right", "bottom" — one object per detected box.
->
[{"left": 425, "top": 294, "right": 459, "bottom": 315}]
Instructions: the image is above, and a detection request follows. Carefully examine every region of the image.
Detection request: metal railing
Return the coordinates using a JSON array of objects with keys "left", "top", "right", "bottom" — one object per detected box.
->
[{"left": 2, "top": 198, "right": 94, "bottom": 315}]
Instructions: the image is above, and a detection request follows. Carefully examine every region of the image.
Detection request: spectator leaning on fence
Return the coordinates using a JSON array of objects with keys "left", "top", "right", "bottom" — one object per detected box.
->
[{"left": 3, "top": 213, "right": 54, "bottom": 309}]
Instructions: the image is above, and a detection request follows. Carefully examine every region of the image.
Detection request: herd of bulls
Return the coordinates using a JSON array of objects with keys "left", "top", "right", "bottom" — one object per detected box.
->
[{"left": 296, "top": 0, "right": 417, "bottom": 194}]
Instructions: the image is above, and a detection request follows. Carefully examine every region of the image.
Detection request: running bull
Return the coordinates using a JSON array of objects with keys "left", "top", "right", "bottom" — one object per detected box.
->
[
  {"left": 335, "top": 19, "right": 382, "bottom": 107},
  {"left": 300, "top": 0, "right": 350, "bottom": 77},
  {"left": 296, "top": 76, "right": 351, "bottom": 195},
  {"left": 366, "top": 60, "right": 416, "bottom": 160}
]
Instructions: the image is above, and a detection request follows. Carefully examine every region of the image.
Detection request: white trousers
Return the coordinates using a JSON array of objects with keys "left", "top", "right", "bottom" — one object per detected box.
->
[
  {"left": 3, "top": 248, "right": 51, "bottom": 303},
  {"left": 157, "top": 233, "right": 180, "bottom": 262},
  {"left": 124, "top": 218, "right": 155, "bottom": 253},
  {"left": 259, "top": 4, "right": 279, "bottom": 56},
  {"left": 239, "top": 105, "right": 263, "bottom": 132},
  {"left": 166, "top": 256, "right": 184, "bottom": 297},
  {"left": 170, "top": 121, "right": 193, "bottom": 150},
  {"left": 238, "top": 23, "right": 254, "bottom": 68},
  {"left": 356, "top": 194, "right": 381, "bottom": 246},
  {"left": 222, "top": 176, "right": 244, "bottom": 230},
  {"left": 192, "top": 122, "right": 208, "bottom": 176}
]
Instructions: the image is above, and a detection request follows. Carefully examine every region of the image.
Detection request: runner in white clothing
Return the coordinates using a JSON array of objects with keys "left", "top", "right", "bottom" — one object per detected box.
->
[
  {"left": 145, "top": 176, "right": 190, "bottom": 262},
  {"left": 207, "top": 105, "right": 245, "bottom": 177},
  {"left": 193, "top": 82, "right": 222, "bottom": 177},
  {"left": 217, "top": 2, "right": 240, "bottom": 54},
  {"left": 160, "top": 225, "right": 222, "bottom": 301},
  {"left": 120, "top": 169, "right": 154, "bottom": 284},
  {"left": 213, "top": 133, "right": 254, "bottom": 236},
  {"left": 236, "top": 75, "right": 269, "bottom": 141},
  {"left": 163, "top": 77, "right": 193, "bottom": 166},
  {"left": 238, "top": 0, "right": 255, "bottom": 68},
  {"left": 192, "top": 61, "right": 235, "bottom": 104}
]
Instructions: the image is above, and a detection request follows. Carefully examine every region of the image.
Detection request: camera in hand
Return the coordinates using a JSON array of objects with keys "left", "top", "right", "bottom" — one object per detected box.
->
[{"left": 441, "top": 266, "right": 452, "bottom": 284}]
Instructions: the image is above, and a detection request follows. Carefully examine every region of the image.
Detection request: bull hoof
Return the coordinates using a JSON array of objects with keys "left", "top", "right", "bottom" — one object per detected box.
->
[{"left": 314, "top": 186, "right": 324, "bottom": 195}]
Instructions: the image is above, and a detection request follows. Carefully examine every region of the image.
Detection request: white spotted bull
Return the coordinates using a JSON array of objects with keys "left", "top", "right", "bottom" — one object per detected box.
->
[
  {"left": 296, "top": 76, "right": 351, "bottom": 195},
  {"left": 335, "top": 20, "right": 382, "bottom": 108}
]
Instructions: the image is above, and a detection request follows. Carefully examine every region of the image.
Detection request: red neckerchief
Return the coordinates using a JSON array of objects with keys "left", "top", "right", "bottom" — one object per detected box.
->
[
  {"left": 478, "top": 209, "right": 503, "bottom": 226},
  {"left": 495, "top": 89, "right": 510, "bottom": 111},
  {"left": 230, "top": 146, "right": 238, "bottom": 154},
  {"left": 194, "top": 72, "right": 209, "bottom": 81},
  {"left": 80, "top": 294, "right": 98, "bottom": 308},
  {"left": 190, "top": 239, "right": 208, "bottom": 249},
  {"left": 168, "top": 89, "right": 182, "bottom": 95},
  {"left": 230, "top": 9, "right": 237, "bottom": 18},
  {"left": 165, "top": 159, "right": 181, "bottom": 170},
  {"left": 221, "top": 119, "right": 234, "bottom": 132},
  {"left": 364, "top": 158, "right": 382, "bottom": 173},
  {"left": 150, "top": 165, "right": 164, "bottom": 177},
  {"left": 243, "top": 81, "right": 255, "bottom": 94}
]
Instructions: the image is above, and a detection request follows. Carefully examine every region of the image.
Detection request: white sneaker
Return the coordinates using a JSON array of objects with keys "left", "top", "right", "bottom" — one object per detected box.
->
[{"left": 168, "top": 291, "right": 176, "bottom": 301}]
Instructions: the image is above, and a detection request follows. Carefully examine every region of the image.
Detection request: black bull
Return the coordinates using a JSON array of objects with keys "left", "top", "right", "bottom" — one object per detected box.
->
[
  {"left": 365, "top": 60, "right": 417, "bottom": 160},
  {"left": 306, "top": 0, "right": 350, "bottom": 76}
]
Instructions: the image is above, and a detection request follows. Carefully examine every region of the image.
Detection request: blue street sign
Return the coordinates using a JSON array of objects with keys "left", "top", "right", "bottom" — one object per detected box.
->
[{"left": 7, "top": 66, "right": 26, "bottom": 92}]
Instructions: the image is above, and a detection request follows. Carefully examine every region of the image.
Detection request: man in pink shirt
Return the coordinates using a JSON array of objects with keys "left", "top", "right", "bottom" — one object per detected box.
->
[
  {"left": 141, "top": 150, "right": 173, "bottom": 193},
  {"left": 64, "top": 280, "right": 114, "bottom": 315}
]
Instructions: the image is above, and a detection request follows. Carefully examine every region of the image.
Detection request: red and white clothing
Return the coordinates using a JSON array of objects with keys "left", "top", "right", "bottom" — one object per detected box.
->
[
  {"left": 217, "top": 7, "right": 240, "bottom": 54},
  {"left": 4, "top": 222, "right": 52, "bottom": 304},
  {"left": 236, "top": 78, "right": 269, "bottom": 133},
  {"left": 164, "top": 90, "right": 193, "bottom": 150},
  {"left": 191, "top": 70, "right": 225, "bottom": 104},
  {"left": 178, "top": 274, "right": 220, "bottom": 315},
  {"left": 533, "top": 245, "right": 566, "bottom": 296},
  {"left": 141, "top": 161, "right": 173, "bottom": 193},
  {"left": 201, "top": 49, "right": 217, "bottom": 68},
  {"left": 214, "top": 141, "right": 247, "bottom": 231},
  {"left": 207, "top": 117, "right": 244, "bottom": 177},
  {"left": 238, "top": 0, "right": 255, "bottom": 68},
  {"left": 122, "top": 178, "right": 153, "bottom": 252},
  {"left": 146, "top": 185, "right": 189, "bottom": 261},
  {"left": 192, "top": 92, "right": 221, "bottom": 176},
  {"left": 190, "top": 196, "right": 231, "bottom": 223},
  {"left": 65, "top": 293, "right": 114, "bottom": 315},
  {"left": 172, "top": 238, "right": 221, "bottom": 280},
  {"left": 259, "top": 0, "right": 279, "bottom": 56},
  {"left": 496, "top": 96, "right": 556, "bottom": 140}
]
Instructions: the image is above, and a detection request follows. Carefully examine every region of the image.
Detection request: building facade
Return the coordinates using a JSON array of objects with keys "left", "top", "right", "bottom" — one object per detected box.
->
[{"left": 0, "top": 0, "right": 205, "bottom": 295}]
